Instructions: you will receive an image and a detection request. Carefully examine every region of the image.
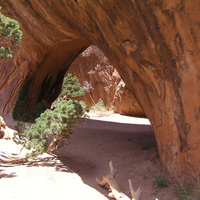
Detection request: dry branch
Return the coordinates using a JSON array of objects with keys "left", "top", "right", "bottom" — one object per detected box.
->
[
  {"left": 96, "top": 161, "right": 141, "bottom": 200},
  {"left": 0, "top": 152, "right": 26, "bottom": 163}
]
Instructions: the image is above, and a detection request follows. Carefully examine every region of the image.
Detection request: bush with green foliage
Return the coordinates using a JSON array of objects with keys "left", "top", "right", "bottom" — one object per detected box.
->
[
  {"left": 174, "top": 182, "right": 192, "bottom": 200},
  {"left": 12, "top": 82, "right": 29, "bottom": 121},
  {"left": 12, "top": 81, "right": 48, "bottom": 122},
  {"left": 141, "top": 143, "right": 151, "bottom": 151},
  {"left": 173, "top": 181, "right": 200, "bottom": 200},
  {"left": 14, "top": 74, "right": 86, "bottom": 157},
  {"left": 90, "top": 98, "right": 106, "bottom": 111},
  {"left": 153, "top": 174, "right": 168, "bottom": 188},
  {"left": 13, "top": 73, "right": 84, "bottom": 122},
  {"left": 32, "top": 101, "right": 48, "bottom": 119},
  {"left": 61, "top": 73, "right": 84, "bottom": 98},
  {"left": 0, "top": 6, "right": 22, "bottom": 59},
  {"left": 14, "top": 100, "right": 83, "bottom": 157}
]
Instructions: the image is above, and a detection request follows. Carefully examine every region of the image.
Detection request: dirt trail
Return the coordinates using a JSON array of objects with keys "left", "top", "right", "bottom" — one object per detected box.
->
[{"left": 0, "top": 114, "right": 175, "bottom": 200}]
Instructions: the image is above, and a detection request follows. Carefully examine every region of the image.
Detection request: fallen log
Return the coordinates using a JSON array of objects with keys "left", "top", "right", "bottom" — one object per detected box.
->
[
  {"left": 0, "top": 148, "right": 26, "bottom": 163},
  {"left": 0, "top": 155, "right": 26, "bottom": 163}
]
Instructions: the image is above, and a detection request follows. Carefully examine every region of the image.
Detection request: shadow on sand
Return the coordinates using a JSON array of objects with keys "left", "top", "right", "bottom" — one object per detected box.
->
[
  {"left": 54, "top": 118, "right": 159, "bottom": 199},
  {"left": 1, "top": 117, "right": 161, "bottom": 199}
]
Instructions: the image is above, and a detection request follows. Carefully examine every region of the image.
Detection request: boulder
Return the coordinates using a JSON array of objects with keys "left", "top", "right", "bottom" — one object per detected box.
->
[{"left": 0, "top": 116, "right": 16, "bottom": 140}]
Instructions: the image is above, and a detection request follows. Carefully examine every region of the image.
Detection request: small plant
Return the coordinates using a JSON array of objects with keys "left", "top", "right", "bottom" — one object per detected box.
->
[
  {"left": 153, "top": 174, "right": 168, "bottom": 188},
  {"left": 174, "top": 182, "right": 191, "bottom": 200},
  {"left": 174, "top": 181, "right": 200, "bottom": 200},
  {"left": 12, "top": 82, "right": 30, "bottom": 121},
  {"left": 141, "top": 143, "right": 151, "bottom": 151},
  {"left": 89, "top": 98, "right": 110, "bottom": 117},
  {"left": 168, "top": 167, "right": 200, "bottom": 200},
  {"left": 82, "top": 81, "right": 114, "bottom": 115},
  {"left": 91, "top": 98, "right": 106, "bottom": 111},
  {"left": 143, "top": 174, "right": 149, "bottom": 179}
]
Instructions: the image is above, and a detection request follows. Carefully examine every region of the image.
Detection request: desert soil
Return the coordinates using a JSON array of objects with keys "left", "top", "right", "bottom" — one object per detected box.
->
[{"left": 0, "top": 113, "right": 176, "bottom": 200}]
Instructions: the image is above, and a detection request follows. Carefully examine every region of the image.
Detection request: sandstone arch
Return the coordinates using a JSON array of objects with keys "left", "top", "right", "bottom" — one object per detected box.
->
[{"left": 1, "top": 0, "right": 200, "bottom": 176}]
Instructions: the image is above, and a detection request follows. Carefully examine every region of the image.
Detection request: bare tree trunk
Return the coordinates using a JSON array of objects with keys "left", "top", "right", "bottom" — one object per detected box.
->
[
  {"left": 0, "top": 149, "right": 26, "bottom": 163},
  {"left": 45, "top": 135, "right": 60, "bottom": 154}
]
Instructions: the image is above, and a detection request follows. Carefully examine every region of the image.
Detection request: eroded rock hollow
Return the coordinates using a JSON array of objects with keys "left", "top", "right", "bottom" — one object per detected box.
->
[{"left": 1, "top": 0, "right": 200, "bottom": 175}]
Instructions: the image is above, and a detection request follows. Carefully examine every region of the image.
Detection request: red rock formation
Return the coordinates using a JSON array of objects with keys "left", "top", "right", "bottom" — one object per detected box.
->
[
  {"left": 0, "top": 116, "right": 16, "bottom": 140},
  {"left": 113, "top": 80, "right": 145, "bottom": 116},
  {"left": 1, "top": 0, "right": 200, "bottom": 175},
  {"left": 68, "top": 45, "right": 145, "bottom": 117}
]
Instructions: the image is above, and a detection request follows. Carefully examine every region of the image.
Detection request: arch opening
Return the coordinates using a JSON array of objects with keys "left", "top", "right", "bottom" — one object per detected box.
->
[{"left": 67, "top": 45, "right": 146, "bottom": 118}]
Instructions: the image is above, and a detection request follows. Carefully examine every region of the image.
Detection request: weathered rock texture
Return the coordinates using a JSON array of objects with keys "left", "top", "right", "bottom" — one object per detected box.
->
[
  {"left": 68, "top": 45, "right": 145, "bottom": 117},
  {"left": 1, "top": 0, "right": 200, "bottom": 175}
]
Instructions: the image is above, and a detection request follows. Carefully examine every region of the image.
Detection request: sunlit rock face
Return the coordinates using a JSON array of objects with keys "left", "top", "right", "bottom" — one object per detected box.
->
[
  {"left": 1, "top": 0, "right": 200, "bottom": 175},
  {"left": 68, "top": 45, "right": 145, "bottom": 117}
]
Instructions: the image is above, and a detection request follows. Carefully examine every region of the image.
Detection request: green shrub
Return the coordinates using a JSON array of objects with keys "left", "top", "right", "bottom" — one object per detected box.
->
[
  {"left": 32, "top": 101, "right": 48, "bottom": 120},
  {"left": 153, "top": 174, "right": 168, "bottom": 188},
  {"left": 14, "top": 99, "right": 83, "bottom": 157},
  {"left": 174, "top": 182, "right": 191, "bottom": 200},
  {"left": 12, "top": 82, "right": 29, "bottom": 121},
  {"left": 0, "top": 6, "right": 22, "bottom": 59},
  {"left": 141, "top": 143, "right": 151, "bottom": 151},
  {"left": 13, "top": 73, "right": 84, "bottom": 122},
  {"left": 61, "top": 73, "right": 84, "bottom": 98},
  {"left": 14, "top": 74, "right": 86, "bottom": 157},
  {"left": 90, "top": 98, "right": 106, "bottom": 112},
  {"left": 174, "top": 181, "right": 200, "bottom": 200}
]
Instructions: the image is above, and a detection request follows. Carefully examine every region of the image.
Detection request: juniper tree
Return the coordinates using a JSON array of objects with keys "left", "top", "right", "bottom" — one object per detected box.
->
[
  {"left": 15, "top": 100, "right": 83, "bottom": 157},
  {"left": 0, "top": 6, "right": 22, "bottom": 59},
  {"left": 61, "top": 73, "right": 85, "bottom": 98},
  {"left": 14, "top": 74, "right": 86, "bottom": 157}
]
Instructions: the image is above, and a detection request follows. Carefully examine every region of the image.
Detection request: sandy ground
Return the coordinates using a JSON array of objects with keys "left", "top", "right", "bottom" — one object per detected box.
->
[{"left": 0, "top": 114, "right": 176, "bottom": 200}]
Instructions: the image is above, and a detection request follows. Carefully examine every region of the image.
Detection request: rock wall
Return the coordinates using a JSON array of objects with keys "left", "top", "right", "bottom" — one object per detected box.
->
[
  {"left": 68, "top": 45, "right": 145, "bottom": 117},
  {"left": 1, "top": 0, "right": 200, "bottom": 175}
]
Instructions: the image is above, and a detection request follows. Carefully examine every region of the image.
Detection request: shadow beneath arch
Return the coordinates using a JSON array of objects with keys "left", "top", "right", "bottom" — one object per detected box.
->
[
  {"left": 0, "top": 116, "right": 164, "bottom": 199},
  {"left": 55, "top": 117, "right": 160, "bottom": 199}
]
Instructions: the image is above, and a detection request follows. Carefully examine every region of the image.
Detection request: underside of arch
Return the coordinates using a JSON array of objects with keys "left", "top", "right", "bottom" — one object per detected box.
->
[{"left": 26, "top": 39, "right": 90, "bottom": 111}]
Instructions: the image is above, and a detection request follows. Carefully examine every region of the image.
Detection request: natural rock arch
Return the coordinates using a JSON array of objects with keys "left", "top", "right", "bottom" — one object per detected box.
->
[{"left": 1, "top": 0, "right": 200, "bottom": 176}]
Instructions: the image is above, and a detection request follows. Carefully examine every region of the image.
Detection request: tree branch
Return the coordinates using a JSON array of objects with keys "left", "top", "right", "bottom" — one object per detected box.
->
[{"left": 96, "top": 161, "right": 141, "bottom": 200}]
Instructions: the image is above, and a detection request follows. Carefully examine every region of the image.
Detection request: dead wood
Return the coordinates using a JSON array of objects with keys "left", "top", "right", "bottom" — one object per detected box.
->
[
  {"left": 0, "top": 155, "right": 26, "bottom": 163},
  {"left": 96, "top": 161, "right": 141, "bottom": 200}
]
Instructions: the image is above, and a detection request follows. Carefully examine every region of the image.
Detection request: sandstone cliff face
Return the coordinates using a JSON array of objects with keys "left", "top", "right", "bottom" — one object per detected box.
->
[
  {"left": 1, "top": 0, "right": 200, "bottom": 175},
  {"left": 68, "top": 45, "right": 145, "bottom": 117},
  {"left": 0, "top": 0, "right": 90, "bottom": 113}
]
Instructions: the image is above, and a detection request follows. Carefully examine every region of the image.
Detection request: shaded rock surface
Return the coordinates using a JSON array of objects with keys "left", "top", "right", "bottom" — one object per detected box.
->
[{"left": 68, "top": 45, "right": 145, "bottom": 117}]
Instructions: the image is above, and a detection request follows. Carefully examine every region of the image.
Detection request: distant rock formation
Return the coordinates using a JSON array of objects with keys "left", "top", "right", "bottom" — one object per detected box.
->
[{"left": 68, "top": 46, "right": 145, "bottom": 117}]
